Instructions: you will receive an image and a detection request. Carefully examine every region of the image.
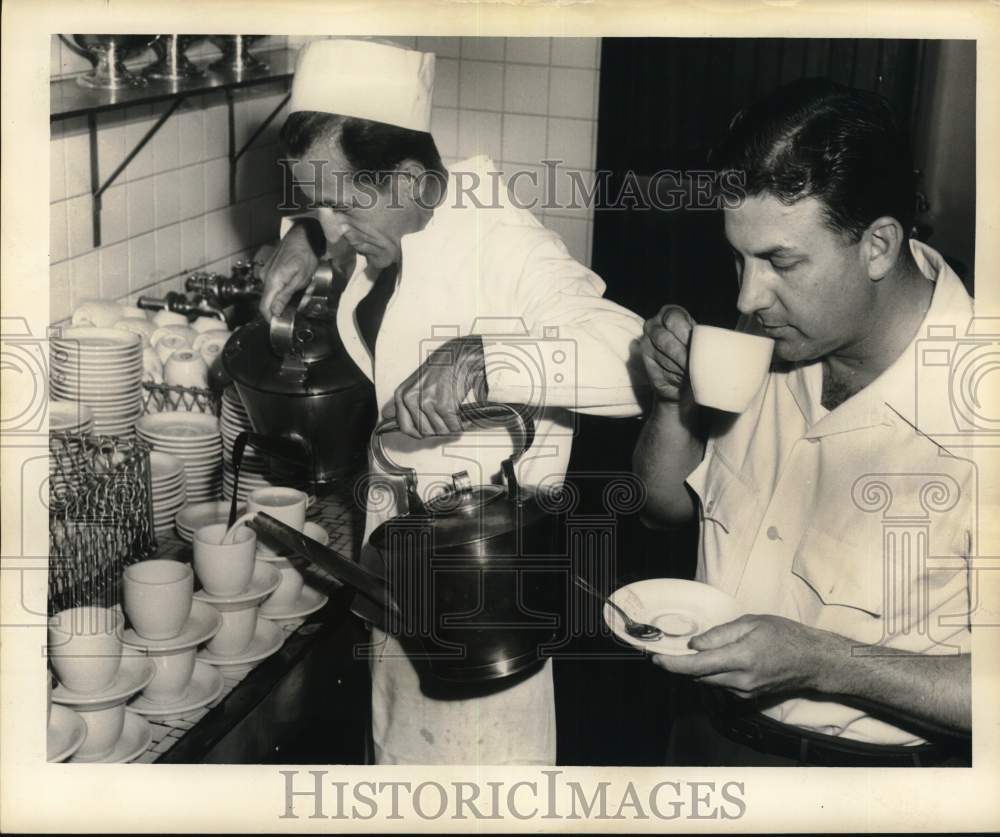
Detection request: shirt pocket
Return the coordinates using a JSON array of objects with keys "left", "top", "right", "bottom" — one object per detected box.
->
[
  {"left": 791, "top": 526, "right": 884, "bottom": 618},
  {"left": 687, "top": 449, "right": 760, "bottom": 548}
]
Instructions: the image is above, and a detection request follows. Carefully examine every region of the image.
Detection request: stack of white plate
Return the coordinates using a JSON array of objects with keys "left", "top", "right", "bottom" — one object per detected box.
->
[
  {"left": 135, "top": 413, "right": 222, "bottom": 504},
  {"left": 50, "top": 327, "right": 143, "bottom": 436},
  {"left": 219, "top": 386, "right": 279, "bottom": 502},
  {"left": 48, "top": 401, "right": 93, "bottom": 436},
  {"left": 149, "top": 451, "right": 188, "bottom": 538}
]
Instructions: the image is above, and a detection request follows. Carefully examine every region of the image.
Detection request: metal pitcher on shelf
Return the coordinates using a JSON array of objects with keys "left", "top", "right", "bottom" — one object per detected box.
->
[
  {"left": 62, "top": 35, "right": 161, "bottom": 90},
  {"left": 247, "top": 402, "right": 569, "bottom": 685}
]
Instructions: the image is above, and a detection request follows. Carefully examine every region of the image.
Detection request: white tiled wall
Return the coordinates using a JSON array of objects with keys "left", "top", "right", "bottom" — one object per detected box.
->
[
  {"left": 50, "top": 37, "right": 291, "bottom": 324},
  {"left": 51, "top": 36, "right": 602, "bottom": 324},
  {"left": 286, "top": 36, "right": 603, "bottom": 267}
]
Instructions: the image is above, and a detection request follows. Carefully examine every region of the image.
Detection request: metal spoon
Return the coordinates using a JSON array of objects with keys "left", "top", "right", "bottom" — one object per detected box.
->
[{"left": 574, "top": 576, "right": 663, "bottom": 641}]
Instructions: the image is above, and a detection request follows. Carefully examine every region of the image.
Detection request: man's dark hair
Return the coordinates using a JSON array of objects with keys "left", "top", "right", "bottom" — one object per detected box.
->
[
  {"left": 280, "top": 111, "right": 446, "bottom": 187},
  {"left": 711, "top": 78, "right": 916, "bottom": 241}
]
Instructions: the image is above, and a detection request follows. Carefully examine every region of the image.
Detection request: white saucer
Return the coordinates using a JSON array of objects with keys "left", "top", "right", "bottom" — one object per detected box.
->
[
  {"left": 604, "top": 578, "right": 746, "bottom": 656},
  {"left": 260, "top": 585, "right": 329, "bottom": 621},
  {"left": 255, "top": 521, "right": 329, "bottom": 562},
  {"left": 197, "top": 617, "right": 284, "bottom": 667},
  {"left": 136, "top": 412, "right": 219, "bottom": 439},
  {"left": 123, "top": 600, "right": 223, "bottom": 652},
  {"left": 128, "top": 661, "right": 224, "bottom": 717},
  {"left": 69, "top": 711, "right": 151, "bottom": 764},
  {"left": 52, "top": 653, "right": 156, "bottom": 707},
  {"left": 194, "top": 562, "right": 280, "bottom": 607},
  {"left": 47, "top": 704, "right": 87, "bottom": 762}
]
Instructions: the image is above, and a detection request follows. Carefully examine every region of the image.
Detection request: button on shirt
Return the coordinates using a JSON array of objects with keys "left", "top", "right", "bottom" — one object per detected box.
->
[{"left": 685, "top": 240, "right": 978, "bottom": 745}]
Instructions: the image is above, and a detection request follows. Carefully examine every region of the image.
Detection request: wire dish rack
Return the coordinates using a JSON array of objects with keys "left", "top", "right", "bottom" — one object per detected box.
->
[
  {"left": 142, "top": 381, "right": 221, "bottom": 417},
  {"left": 48, "top": 432, "right": 157, "bottom": 616}
]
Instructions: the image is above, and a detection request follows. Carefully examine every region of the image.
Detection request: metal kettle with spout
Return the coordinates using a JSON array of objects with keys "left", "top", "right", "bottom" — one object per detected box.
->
[
  {"left": 221, "top": 265, "right": 377, "bottom": 484},
  {"left": 246, "top": 402, "right": 569, "bottom": 686},
  {"left": 367, "top": 402, "right": 567, "bottom": 683}
]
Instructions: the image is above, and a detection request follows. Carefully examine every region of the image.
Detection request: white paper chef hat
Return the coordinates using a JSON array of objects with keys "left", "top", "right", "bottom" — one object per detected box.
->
[{"left": 288, "top": 38, "right": 435, "bottom": 133}]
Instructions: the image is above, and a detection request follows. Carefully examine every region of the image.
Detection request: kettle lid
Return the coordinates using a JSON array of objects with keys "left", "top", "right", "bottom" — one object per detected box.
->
[{"left": 222, "top": 306, "right": 368, "bottom": 397}]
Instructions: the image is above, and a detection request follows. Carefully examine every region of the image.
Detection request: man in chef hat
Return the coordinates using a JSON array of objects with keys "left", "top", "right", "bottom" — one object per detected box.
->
[{"left": 261, "top": 38, "right": 647, "bottom": 766}]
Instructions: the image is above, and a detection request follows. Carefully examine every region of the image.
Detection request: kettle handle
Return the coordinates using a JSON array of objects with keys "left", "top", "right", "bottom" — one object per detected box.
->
[
  {"left": 371, "top": 402, "right": 535, "bottom": 509},
  {"left": 268, "top": 263, "right": 336, "bottom": 357}
]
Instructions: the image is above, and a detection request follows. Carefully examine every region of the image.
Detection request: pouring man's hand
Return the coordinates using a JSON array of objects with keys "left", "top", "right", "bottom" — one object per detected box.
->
[
  {"left": 640, "top": 305, "right": 696, "bottom": 404},
  {"left": 650, "top": 614, "right": 843, "bottom": 700},
  {"left": 259, "top": 221, "right": 321, "bottom": 319},
  {"left": 391, "top": 336, "right": 488, "bottom": 438}
]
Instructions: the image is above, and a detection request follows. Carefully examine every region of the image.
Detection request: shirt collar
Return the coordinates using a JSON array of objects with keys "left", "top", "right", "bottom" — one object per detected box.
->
[{"left": 791, "top": 240, "right": 973, "bottom": 439}]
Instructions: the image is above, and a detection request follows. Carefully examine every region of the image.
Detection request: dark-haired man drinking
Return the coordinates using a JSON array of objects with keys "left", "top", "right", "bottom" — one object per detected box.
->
[
  {"left": 634, "top": 78, "right": 976, "bottom": 766},
  {"left": 259, "top": 38, "right": 646, "bottom": 765}
]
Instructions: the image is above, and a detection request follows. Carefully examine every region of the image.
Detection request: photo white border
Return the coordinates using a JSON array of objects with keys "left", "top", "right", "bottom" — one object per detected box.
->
[{"left": 2, "top": 0, "right": 998, "bottom": 832}]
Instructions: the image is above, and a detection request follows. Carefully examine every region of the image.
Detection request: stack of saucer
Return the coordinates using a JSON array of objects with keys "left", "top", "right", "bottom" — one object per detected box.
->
[
  {"left": 48, "top": 606, "right": 155, "bottom": 763},
  {"left": 50, "top": 327, "right": 144, "bottom": 437},
  {"left": 136, "top": 413, "right": 222, "bottom": 503},
  {"left": 122, "top": 560, "right": 224, "bottom": 721},
  {"left": 192, "top": 522, "right": 284, "bottom": 675},
  {"left": 149, "top": 452, "right": 188, "bottom": 538}
]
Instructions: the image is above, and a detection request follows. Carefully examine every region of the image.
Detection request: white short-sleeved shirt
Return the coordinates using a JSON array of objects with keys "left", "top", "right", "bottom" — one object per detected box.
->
[{"left": 685, "top": 240, "right": 978, "bottom": 745}]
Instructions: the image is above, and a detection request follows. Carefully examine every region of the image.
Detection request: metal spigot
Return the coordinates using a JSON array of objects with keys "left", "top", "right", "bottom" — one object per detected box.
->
[
  {"left": 184, "top": 260, "right": 263, "bottom": 304},
  {"left": 137, "top": 291, "right": 226, "bottom": 321}
]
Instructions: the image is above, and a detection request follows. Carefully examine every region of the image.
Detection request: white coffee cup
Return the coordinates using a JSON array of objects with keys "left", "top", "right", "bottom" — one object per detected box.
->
[
  {"left": 194, "top": 523, "right": 257, "bottom": 597},
  {"left": 74, "top": 702, "right": 126, "bottom": 760},
  {"left": 123, "top": 560, "right": 194, "bottom": 640},
  {"left": 265, "top": 558, "right": 306, "bottom": 611},
  {"left": 164, "top": 349, "right": 209, "bottom": 389},
  {"left": 205, "top": 604, "right": 259, "bottom": 657},
  {"left": 247, "top": 487, "right": 307, "bottom": 556},
  {"left": 152, "top": 310, "right": 190, "bottom": 328},
  {"left": 142, "top": 648, "right": 197, "bottom": 704},
  {"left": 192, "top": 316, "right": 227, "bottom": 334},
  {"left": 688, "top": 325, "right": 775, "bottom": 413},
  {"left": 47, "top": 606, "right": 124, "bottom": 694}
]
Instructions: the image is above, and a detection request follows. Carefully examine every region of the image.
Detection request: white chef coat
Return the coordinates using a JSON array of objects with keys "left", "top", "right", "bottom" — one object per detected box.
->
[
  {"left": 685, "top": 240, "right": 979, "bottom": 745},
  {"left": 282, "top": 156, "right": 645, "bottom": 764}
]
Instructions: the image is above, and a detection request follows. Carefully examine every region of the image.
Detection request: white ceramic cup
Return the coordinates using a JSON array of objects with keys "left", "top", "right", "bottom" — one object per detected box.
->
[
  {"left": 152, "top": 310, "right": 190, "bottom": 328},
  {"left": 688, "top": 325, "right": 775, "bottom": 413},
  {"left": 164, "top": 349, "right": 209, "bottom": 389},
  {"left": 247, "top": 487, "right": 307, "bottom": 556},
  {"left": 142, "top": 648, "right": 197, "bottom": 704},
  {"left": 74, "top": 702, "right": 126, "bottom": 760},
  {"left": 47, "top": 606, "right": 124, "bottom": 694},
  {"left": 264, "top": 558, "right": 307, "bottom": 611},
  {"left": 192, "top": 316, "right": 227, "bottom": 334},
  {"left": 194, "top": 523, "right": 257, "bottom": 596},
  {"left": 123, "top": 560, "right": 194, "bottom": 641},
  {"left": 205, "top": 604, "right": 259, "bottom": 657}
]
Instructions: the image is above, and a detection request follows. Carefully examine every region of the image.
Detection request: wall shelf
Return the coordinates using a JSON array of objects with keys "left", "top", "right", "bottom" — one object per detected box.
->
[
  {"left": 50, "top": 47, "right": 295, "bottom": 122},
  {"left": 50, "top": 48, "right": 295, "bottom": 248}
]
